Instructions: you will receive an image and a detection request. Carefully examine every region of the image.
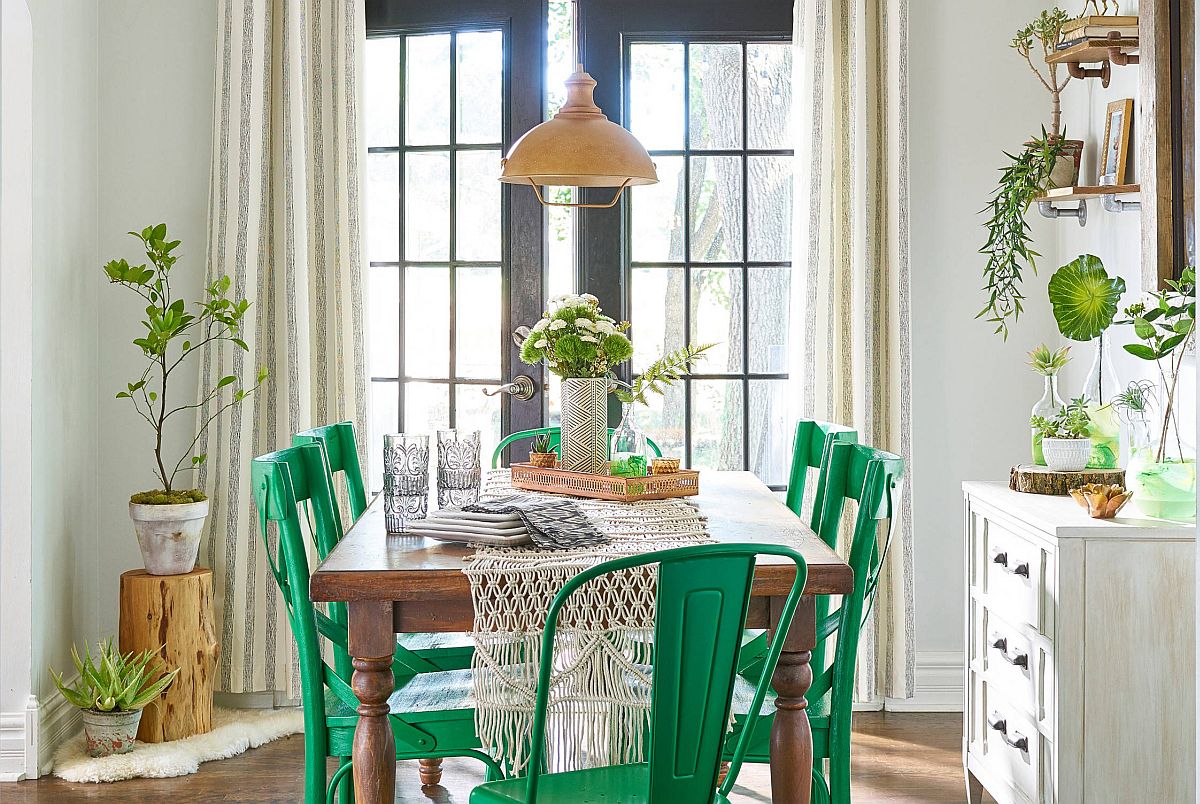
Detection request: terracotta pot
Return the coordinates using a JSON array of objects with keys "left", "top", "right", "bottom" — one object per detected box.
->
[
  {"left": 129, "top": 499, "right": 209, "bottom": 575},
  {"left": 529, "top": 452, "right": 557, "bottom": 468},
  {"left": 1051, "top": 139, "right": 1084, "bottom": 188},
  {"left": 81, "top": 708, "right": 142, "bottom": 757}
]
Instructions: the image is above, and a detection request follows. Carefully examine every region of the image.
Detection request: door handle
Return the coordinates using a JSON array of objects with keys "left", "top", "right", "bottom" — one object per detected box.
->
[
  {"left": 987, "top": 712, "right": 1029, "bottom": 753},
  {"left": 991, "top": 549, "right": 1030, "bottom": 577},
  {"left": 989, "top": 633, "right": 1029, "bottom": 668},
  {"left": 482, "top": 375, "right": 536, "bottom": 401}
]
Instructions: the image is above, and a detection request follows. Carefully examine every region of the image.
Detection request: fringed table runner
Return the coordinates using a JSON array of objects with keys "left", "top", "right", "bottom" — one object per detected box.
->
[{"left": 463, "top": 469, "right": 713, "bottom": 774}]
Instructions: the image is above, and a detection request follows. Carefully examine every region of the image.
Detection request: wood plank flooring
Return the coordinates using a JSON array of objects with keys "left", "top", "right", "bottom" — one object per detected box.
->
[{"left": 6, "top": 712, "right": 988, "bottom": 802}]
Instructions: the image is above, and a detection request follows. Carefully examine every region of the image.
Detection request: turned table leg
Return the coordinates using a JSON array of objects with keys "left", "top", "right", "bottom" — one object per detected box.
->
[
  {"left": 349, "top": 601, "right": 396, "bottom": 804},
  {"left": 769, "top": 595, "right": 816, "bottom": 804}
]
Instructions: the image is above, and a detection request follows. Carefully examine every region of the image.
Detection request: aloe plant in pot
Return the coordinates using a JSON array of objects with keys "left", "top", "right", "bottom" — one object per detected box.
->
[
  {"left": 51, "top": 639, "right": 179, "bottom": 757},
  {"left": 106, "top": 224, "right": 267, "bottom": 574}
]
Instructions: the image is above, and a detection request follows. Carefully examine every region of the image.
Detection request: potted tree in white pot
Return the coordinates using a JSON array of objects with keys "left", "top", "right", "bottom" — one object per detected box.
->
[{"left": 105, "top": 224, "right": 266, "bottom": 575}]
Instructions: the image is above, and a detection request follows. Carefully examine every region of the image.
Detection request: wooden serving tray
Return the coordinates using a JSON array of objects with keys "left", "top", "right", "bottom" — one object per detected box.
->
[{"left": 510, "top": 462, "right": 700, "bottom": 502}]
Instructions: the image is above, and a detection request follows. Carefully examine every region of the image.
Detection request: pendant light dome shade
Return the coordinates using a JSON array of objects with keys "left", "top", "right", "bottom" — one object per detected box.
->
[{"left": 500, "top": 68, "right": 657, "bottom": 207}]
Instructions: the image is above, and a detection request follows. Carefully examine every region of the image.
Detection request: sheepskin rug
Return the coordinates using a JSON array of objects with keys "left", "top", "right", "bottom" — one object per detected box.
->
[{"left": 51, "top": 706, "right": 303, "bottom": 783}]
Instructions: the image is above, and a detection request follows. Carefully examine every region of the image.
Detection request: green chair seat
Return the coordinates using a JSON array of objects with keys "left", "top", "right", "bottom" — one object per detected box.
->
[
  {"left": 491, "top": 427, "right": 662, "bottom": 469},
  {"left": 727, "top": 676, "right": 831, "bottom": 760},
  {"left": 470, "top": 762, "right": 735, "bottom": 804},
  {"left": 398, "top": 631, "right": 476, "bottom": 668},
  {"left": 325, "top": 668, "right": 476, "bottom": 725}
]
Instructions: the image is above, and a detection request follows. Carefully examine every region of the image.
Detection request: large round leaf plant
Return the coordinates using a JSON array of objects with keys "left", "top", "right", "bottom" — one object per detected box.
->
[{"left": 1047, "top": 254, "right": 1127, "bottom": 341}]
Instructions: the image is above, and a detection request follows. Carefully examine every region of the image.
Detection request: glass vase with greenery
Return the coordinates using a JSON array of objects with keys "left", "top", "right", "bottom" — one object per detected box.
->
[
  {"left": 1027, "top": 343, "right": 1070, "bottom": 465},
  {"left": 1117, "top": 268, "right": 1196, "bottom": 519}
]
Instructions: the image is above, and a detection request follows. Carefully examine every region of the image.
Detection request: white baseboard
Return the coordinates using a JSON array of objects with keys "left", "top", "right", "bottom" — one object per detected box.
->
[
  {"left": 884, "top": 650, "right": 964, "bottom": 712},
  {"left": 0, "top": 695, "right": 38, "bottom": 781},
  {"left": 36, "top": 682, "right": 80, "bottom": 776}
]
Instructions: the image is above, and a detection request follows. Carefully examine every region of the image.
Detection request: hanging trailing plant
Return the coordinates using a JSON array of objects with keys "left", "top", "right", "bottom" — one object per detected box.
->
[{"left": 978, "top": 131, "right": 1066, "bottom": 339}]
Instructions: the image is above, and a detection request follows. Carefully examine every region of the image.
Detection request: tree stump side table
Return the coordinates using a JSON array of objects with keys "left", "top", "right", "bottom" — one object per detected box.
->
[{"left": 118, "top": 567, "right": 219, "bottom": 743}]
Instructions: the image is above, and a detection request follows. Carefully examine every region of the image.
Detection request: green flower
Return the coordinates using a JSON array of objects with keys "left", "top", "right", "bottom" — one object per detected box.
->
[
  {"left": 555, "top": 334, "right": 596, "bottom": 365},
  {"left": 601, "top": 333, "right": 633, "bottom": 364},
  {"left": 519, "top": 336, "right": 544, "bottom": 365}
]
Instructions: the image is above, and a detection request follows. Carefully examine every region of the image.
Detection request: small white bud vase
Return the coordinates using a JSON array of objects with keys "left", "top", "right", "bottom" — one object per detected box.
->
[
  {"left": 1041, "top": 438, "right": 1091, "bottom": 472},
  {"left": 560, "top": 377, "right": 609, "bottom": 473}
]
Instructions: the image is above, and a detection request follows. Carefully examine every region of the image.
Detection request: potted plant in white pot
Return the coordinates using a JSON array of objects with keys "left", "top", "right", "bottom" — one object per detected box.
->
[
  {"left": 105, "top": 223, "right": 266, "bottom": 574},
  {"left": 1117, "top": 268, "right": 1196, "bottom": 520},
  {"left": 50, "top": 639, "right": 179, "bottom": 757},
  {"left": 1031, "top": 398, "right": 1093, "bottom": 472}
]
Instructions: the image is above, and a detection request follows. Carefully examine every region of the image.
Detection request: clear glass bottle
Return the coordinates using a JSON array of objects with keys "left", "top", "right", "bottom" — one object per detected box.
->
[
  {"left": 1030, "top": 374, "right": 1065, "bottom": 465},
  {"left": 1080, "top": 332, "right": 1121, "bottom": 469},
  {"left": 609, "top": 402, "right": 648, "bottom": 477}
]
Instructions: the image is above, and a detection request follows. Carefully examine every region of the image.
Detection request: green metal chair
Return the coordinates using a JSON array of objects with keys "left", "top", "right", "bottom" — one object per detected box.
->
[
  {"left": 469, "top": 542, "right": 808, "bottom": 803},
  {"left": 252, "top": 443, "right": 503, "bottom": 804},
  {"left": 294, "top": 422, "right": 474, "bottom": 672},
  {"left": 490, "top": 427, "right": 663, "bottom": 469},
  {"left": 739, "top": 420, "right": 858, "bottom": 679},
  {"left": 726, "top": 441, "right": 905, "bottom": 804}
]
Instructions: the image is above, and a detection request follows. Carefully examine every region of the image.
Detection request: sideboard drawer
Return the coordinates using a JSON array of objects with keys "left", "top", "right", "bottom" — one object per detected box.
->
[
  {"left": 983, "top": 518, "right": 1045, "bottom": 632},
  {"left": 980, "top": 608, "right": 1038, "bottom": 717},
  {"left": 979, "top": 681, "right": 1041, "bottom": 804}
]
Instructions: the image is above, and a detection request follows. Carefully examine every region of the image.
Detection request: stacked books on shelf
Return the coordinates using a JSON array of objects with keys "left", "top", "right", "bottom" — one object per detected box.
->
[{"left": 1056, "top": 15, "right": 1138, "bottom": 50}]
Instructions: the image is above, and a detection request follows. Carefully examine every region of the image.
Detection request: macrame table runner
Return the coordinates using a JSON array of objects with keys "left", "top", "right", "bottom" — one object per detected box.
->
[{"left": 464, "top": 470, "right": 713, "bottom": 774}]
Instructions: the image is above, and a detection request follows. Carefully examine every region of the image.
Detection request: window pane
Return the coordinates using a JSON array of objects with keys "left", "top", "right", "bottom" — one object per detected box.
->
[
  {"left": 641, "top": 382, "right": 685, "bottom": 463},
  {"left": 690, "top": 267, "right": 744, "bottom": 373},
  {"left": 747, "top": 43, "right": 792, "bottom": 150},
  {"left": 632, "top": 266, "right": 685, "bottom": 374},
  {"left": 455, "top": 150, "right": 502, "bottom": 261},
  {"left": 405, "top": 266, "right": 449, "bottom": 378},
  {"left": 406, "top": 34, "right": 450, "bottom": 145},
  {"left": 691, "top": 380, "right": 743, "bottom": 470},
  {"left": 748, "top": 156, "right": 792, "bottom": 262},
  {"left": 369, "top": 381, "right": 399, "bottom": 490},
  {"left": 630, "top": 156, "right": 684, "bottom": 263},
  {"left": 369, "top": 265, "right": 399, "bottom": 377},
  {"left": 689, "top": 43, "right": 742, "bottom": 150},
  {"left": 455, "top": 385, "right": 501, "bottom": 470},
  {"left": 546, "top": 188, "right": 575, "bottom": 299},
  {"left": 689, "top": 155, "right": 742, "bottom": 262},
  {"left": 749, "top": 266, "right": 790, "bottom": 373},
  {"left": 367, "top": 153, "right": 399, "bottom": 262},
  {"left": 455, "top": 265, "right": 502, "bottom": 379},
  {"left": 405, "top": 151, "right": 450, "bottom": 260},
  {"left": 749, "top": 380, "right": 789, "bottom": 486},
  {"left": 456, "top": 31, "right": 503, "bottom": 144},
  {"left": 546, "top": 1, "right": 574, "bottom": 117},
  {"left": 404, "top": 382, "right": 450, "bottom": 437},
  {"left": 630, "top": 43, "right": 684, "bottom": 150},
  {"left": 365, "top": 37, "right": 400, "bottom": 148}
]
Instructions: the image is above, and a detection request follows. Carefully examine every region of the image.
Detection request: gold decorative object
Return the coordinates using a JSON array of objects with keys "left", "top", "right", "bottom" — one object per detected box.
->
[
  {"left": 498, "top": 0, "right": 657, "bottom": 208},
  {"left": 651, "top": 457, "right": 681, "bottom": 475},
  {"left": 1069, "top": 483, "right": 1134, "bottom": 518}
]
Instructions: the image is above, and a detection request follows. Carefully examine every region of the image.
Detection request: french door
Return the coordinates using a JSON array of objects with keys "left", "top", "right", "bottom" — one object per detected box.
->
[{"left": 364, "top": 0, "right": 545, "bottom": 483}]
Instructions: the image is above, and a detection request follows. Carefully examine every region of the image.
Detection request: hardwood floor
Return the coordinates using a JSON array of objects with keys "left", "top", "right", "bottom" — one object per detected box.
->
[{"left": 6, "top": 712, "right": 983, "bottom": 803}]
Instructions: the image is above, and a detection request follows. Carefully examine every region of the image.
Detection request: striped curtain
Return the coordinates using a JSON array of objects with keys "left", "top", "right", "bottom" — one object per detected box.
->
[
  {"left": 197, "top": 0, "right": 368, "bottom": 697},
  {"left": 789, "top": 0, "right": 914, "bottom": 702}
]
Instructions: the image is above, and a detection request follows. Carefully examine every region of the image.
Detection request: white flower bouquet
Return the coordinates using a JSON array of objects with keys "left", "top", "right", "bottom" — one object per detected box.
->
[{"left": 518, "top": 293, "right": 634, "bottom": 379}]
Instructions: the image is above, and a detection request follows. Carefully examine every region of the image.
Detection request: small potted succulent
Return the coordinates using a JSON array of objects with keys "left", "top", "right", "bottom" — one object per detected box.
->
[
  {"left": 1030, "top": 397, "right": 1092, "bottom": 472},
  {"left": 50, "top": 639, "right": 179, "bottom": 757},
  {"left": 105, "top": 224, "right": 267, "bottom": 574},
  {"left": 529, "top": 433, "right": 557, "bottom": 468}
]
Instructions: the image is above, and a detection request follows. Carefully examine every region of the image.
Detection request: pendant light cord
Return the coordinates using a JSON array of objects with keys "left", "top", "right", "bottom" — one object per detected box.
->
[{"left": 572, "top": 0, "right": 584, "bottom": 71}]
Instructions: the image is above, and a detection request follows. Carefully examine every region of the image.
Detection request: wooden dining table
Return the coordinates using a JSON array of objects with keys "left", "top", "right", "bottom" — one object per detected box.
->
[{"left": 309, "top": 470, "right": 853, "bottom": 803}]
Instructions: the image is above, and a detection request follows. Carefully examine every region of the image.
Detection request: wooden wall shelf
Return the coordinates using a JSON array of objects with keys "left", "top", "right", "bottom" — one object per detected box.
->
[
  {"left": 1036, "top": 184, "right": 1140, "bottom": 202},
  {"left": 1047, "top": 32, "right": 1140, "bottom": 87}
]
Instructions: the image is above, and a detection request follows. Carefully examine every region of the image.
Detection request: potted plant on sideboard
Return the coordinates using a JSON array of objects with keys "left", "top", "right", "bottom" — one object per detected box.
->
[
  {"left": 105, "top": 223, "right": 267, "bottom": 575},
  {"left": 1118, "top": 268, "right": 1196, "bottom": 520},
  {"left": 1031, "top": 398, "right": 1093, "bottom": 472},
  {"left": 50, "top": 639, "right": 179, "bottom": 757}
]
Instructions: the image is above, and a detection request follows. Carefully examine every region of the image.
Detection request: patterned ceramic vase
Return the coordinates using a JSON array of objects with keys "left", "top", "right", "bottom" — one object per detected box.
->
[{"left": 560, "top": 377, "right": 609, "bottom": 474}]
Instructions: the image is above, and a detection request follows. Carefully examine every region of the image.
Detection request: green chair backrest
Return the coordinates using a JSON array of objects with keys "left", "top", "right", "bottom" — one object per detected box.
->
[
  {"left": 784, "top": 419, "right": 858, "bottom": 533},
  {"left": 491, "top": 426, "right": 663, "bottom": 468},
  {"left": 524, "top": 543, "right": 808, "bottom": 802},
  {"left": 809, "top": 441, "right": 904, "bottom": 792},
  {"left": 293, "top": 421, "right": 368, "bottom": 525}
]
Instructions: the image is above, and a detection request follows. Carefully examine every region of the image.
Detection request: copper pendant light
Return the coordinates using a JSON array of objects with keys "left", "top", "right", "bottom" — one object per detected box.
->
[{"left": 498, "top": 0, "right": 658, "bottom": 207}]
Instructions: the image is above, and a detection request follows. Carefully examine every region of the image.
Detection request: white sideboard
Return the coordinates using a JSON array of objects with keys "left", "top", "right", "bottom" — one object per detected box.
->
[{"left": 963, "top": 481, "right": 1196, "bottom": 804}]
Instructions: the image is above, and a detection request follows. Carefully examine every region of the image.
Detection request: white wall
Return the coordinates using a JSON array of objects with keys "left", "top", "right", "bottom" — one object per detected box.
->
[
  {"left": 907, "top": 0, "right": 1063, "bottom": 677},
  {"left": 26, "top": 0, "right": 100, "bottom": 761},
  {"left": 94, "top": 0, "right": 216, "bottom": 640}
]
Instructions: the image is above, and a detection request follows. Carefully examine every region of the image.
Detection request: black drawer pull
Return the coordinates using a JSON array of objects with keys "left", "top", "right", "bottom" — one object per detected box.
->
[
  {"left": 987, "top": 712, "right": 1029, "bottom": 753},
  {"left": 989, "top": 634, "right": 1029, "bottom": 668},
  {"left": 991, "top": 550, "right": 1030, "bottom": 577}
]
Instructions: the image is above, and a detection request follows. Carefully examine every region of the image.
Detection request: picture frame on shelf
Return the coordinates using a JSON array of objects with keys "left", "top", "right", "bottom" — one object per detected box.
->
[{"left": 1100, "top": 98, "right": 1134, "bottom": 185}]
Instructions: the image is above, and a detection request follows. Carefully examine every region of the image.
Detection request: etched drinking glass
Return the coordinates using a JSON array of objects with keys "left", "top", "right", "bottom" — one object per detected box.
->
[
  {"left": 383, "top": 433, "right": 429, "bottom": 533},
  {"left": 437, "top": 429, "right": 482, "bottom": 508}
]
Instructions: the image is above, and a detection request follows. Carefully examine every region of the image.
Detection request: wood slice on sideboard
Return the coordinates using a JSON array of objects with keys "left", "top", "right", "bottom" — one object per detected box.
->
[
  {"left": 1009, "top": 464, "right": 1126, "bottom": 496},
  {"left": 118, "top": 567, "right": 219, "bottom": 743}
]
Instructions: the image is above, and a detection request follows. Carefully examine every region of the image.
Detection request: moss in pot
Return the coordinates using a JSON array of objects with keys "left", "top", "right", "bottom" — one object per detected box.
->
[
  {"left": 50, "top": 639, "right": 179, "bottom": 757},
  {"left": 104, "top": 224, "right": 267, "bottom": 575},
  {"left": 1031, "top": 398, "right": 1092, "bottom": 472}
]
